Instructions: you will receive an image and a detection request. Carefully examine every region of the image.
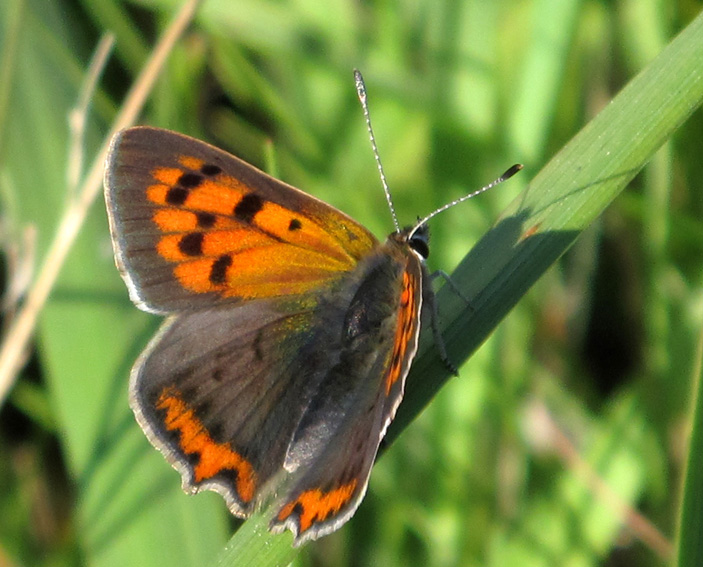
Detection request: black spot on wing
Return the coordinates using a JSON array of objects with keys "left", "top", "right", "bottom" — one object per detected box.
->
[
  {"left": 200, "top": 164, "right": 222, "bottom": 176},
  {"left": 207, "top": 420, "right": 225, "bottom": 442},
  {"left": 178, "top": 172, "right": 204, "bottom": 188},
  {"left": 288, "top": 218, "right": 302, "bottom": 231},
  {"left": 234, "top": 194, "right": 264, "bottom": 224},
  {"left": 166, "top": 186, "right": 189, "bottom": 205},
  {"left": 210, "top": 254, "right": 232, "bottom": 284},
  {"left": 196, "top": 212, "right": 217, "bottom": 228},
  {"left": 179, "top": 233, "right": 204, "bottom": 256}
]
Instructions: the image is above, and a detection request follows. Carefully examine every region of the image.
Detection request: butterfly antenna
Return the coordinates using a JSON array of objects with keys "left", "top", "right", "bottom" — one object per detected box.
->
[
  {"left": 354, "top": 69, "right": 400, "bottom": 232},
  {"left": 410, "top": 164, "right": 524, "bottom": 238}
]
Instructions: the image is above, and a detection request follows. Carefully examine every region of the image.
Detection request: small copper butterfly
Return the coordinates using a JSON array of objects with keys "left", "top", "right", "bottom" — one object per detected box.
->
[{"left": 104, "top": 73, "right": 520, "bottom": 546}]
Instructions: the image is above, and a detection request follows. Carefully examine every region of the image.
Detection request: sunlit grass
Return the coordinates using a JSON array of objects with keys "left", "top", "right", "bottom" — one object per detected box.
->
[{"left": 1, "top": 1, "right": 702, "bottom": 567}]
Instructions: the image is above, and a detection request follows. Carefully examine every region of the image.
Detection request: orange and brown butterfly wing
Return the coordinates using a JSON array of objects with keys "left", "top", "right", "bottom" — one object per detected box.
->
[
  {"left": 271, "top": 237, "right": 425, "bottom": 545},
  {"left": 104, "top": 126, "right": 377, "bottom": 313}
]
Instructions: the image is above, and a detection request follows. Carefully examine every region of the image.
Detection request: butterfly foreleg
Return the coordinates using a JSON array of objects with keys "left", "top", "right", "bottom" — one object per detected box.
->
[
  {"left": 429, "top": 269, "right": 473, "bottom": 306},
  {"left": 423, "top": 273, "right": 459, "bottom": 376}
]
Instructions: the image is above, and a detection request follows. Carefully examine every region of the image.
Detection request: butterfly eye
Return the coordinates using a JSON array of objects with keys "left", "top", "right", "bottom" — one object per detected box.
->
[{"left": 408, "top": 224, "right": 430, "bottom": 259}]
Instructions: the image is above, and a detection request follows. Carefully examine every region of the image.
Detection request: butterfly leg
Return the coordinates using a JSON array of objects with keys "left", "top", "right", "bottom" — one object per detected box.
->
[
  {"left": 430, "top": 269, "right": 472, "bottom": 307},
  {"left": 423, "top": 278, "right": 459, "bottom": 376}
]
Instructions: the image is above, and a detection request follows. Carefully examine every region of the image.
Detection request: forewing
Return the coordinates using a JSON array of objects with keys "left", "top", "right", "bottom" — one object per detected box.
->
[{"left": 105, "top": 127, "right": 377, "bottom": 313}]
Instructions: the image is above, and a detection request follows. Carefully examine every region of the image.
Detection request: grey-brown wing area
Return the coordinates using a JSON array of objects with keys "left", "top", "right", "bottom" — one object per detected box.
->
[
  {"left": 269, "top": 245, "right": 424, "bottom": 544},
  {"left": 129, "top": 299, "right": 341, "bottom": 515}
]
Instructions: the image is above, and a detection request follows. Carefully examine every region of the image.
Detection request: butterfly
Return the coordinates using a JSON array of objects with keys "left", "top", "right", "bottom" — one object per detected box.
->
[{"left": 104, "top": 87, "right": 520, "bottom": 545}]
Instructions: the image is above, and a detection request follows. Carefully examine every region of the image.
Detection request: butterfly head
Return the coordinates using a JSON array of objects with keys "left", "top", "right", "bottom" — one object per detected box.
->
[{"left": 406, "top": 222, "right": 430, "bottom": 259}]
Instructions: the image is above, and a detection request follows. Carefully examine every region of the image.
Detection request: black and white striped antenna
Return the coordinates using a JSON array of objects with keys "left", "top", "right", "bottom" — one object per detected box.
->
[
  {"left": 354, "top": 69, "right": 400, "bottom": 232},
  {"left": 353, "top": 69, "right": 522, "bottom": 237}
]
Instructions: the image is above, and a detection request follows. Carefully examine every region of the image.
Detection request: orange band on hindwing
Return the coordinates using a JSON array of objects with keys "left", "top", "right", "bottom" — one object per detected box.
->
[
  {"left": 385, "top": 268, "right": 419, "bottom": 394},
  {"left": 276, "top": 480, "right": 358, "bottom": 534},
  {"left": 156, "top": 386, "right": 257, "bottom": 505}
]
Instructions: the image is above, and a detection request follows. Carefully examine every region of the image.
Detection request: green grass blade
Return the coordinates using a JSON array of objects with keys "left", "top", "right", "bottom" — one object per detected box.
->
[
  {"left": 509, "top": 0, "right": 582, "bottom": 161},
  {"left": 212, "top": 511, "right": 296, "bottom": 567},
  {"left": 676, "top": 326, "right": 703, "bottom": 567}
]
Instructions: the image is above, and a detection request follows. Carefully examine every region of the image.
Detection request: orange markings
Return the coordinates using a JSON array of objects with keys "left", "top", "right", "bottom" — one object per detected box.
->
[
  {"left": 184, "top": 181, "right": 245, "bottom": 215},
  {"left": 386, "top": 270, "right": 418, "bottom": 392},
  {"left": 199, "top": 230, "right": 271, "bottom": 257},
  {"left": 385, "top": 269, "right": 418, "bottom": 394},
  {"left": 227, "top": 246, "right": 349, "bottom": 277},
  {"left": 144, "top": 159, "right": 380, "bottom": 304},
  {"left": 171, "top": 258, "right": 335, "bottom": 297},
  {"left": 152, "top": 210, "right": 256, "bottom": 234},
  {"left": 277, "top": 480, "right": 358, "bottom": 533},
  {"left": 152, "top": 167, "right": 184, "bottom": 186},
  {"left": 173, "top": 258, "right": 222, "bottom": 292},
  {"left": 171, "top": 245, "right": 347, "bottom": 297},
  {"left": 155, "top": 230, "right": 275, "bottom": 262},
  {"left": 146, "top": 184, "right": 172, "bottom": 205},
  {"left": 218, "top": 278, "right": 339, "bottom": 299},
  {"left": 178, "top": 155, "right": 204, "bottom": 170},
  {"left": 156, "top": 387, "right": 257, "bottom": 503},
  {"left": 153, "top": 209, "right": 201, "bottom": 232},
  {"left": 156, "top": 235, "right": 187, "bottom": 262},
  {"left": 253, "top": 203, "right": 356, "bottom": 264}
]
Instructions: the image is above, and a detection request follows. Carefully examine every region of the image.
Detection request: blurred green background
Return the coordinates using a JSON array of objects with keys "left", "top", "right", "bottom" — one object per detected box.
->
[{"left": 1, "top": 0, "right": 702, "bottom": 566}]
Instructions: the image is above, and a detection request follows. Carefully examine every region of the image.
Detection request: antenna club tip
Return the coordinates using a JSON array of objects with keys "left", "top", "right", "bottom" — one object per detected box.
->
[
  {"left": 502, "top": 163, "right": 523, "bottom": 180},
  {"left": 354, "top": 69, "right": 366, "bottom": 99}
]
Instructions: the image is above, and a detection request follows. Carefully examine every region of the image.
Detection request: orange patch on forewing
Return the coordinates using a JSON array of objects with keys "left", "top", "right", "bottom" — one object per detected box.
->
[
  {"left": 178, "top": 155, "right": 204, "bottom": 170},
  {"left": 225, "top": 245, "right": 350, "bottom": 279},
  {"left": 172, "top": 258, "right": 222, "bottom": 292},
  {"left": 156, "top": 387, "right": 257, "bottom": 504},
  {"left": 171, "top": 245, "right": 347, "bottom": 297},
  {"left": 155, "top": 230, "right": 277, "bottom": 263},
  {"left": 386, "top": 269, "right": 419, "bottom": 394},
  {"left": 152, "top": 210, "right": 255, "bottom": 234},
  {"left": 277, "top": 480, "right": 358, "bottom": 533},
  {"left": 146, "top": 183, "right": 172, "bottom": 205},
  {"left": 156, "top": 235, "right": 187, "bottom": 261},
  {"left": 152, "top": 167, "right": 184, "bottom": 186},
  {"left": 143, "top": 154, "right": 380, "bottom": 301},
  {"left": 182, "top": 181, "right": 246, "bottom": 215},
  {"left": 252, "top": 201, "right": 359, "bottom": 265},
  {"left": 199, "top": 230, "right": 272, "bottom": 257},
  {"left": 152, "top": 209, "right": 200, "bottom": 232}
]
